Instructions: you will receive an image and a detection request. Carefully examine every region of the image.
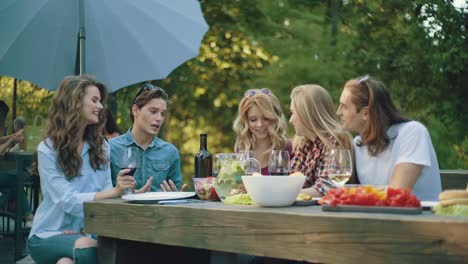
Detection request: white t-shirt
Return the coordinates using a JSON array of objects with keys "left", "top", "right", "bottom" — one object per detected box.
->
[{"left": 354, "top": 121, "right": 441, "bottom": 201}]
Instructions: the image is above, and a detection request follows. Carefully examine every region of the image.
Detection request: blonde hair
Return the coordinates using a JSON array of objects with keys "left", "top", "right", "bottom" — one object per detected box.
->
[
  {"left": 290, "top": 84, "right": 352, "bottom": 149},
  {"left": 233, "top": 89, "right": 288, "bottom": 154}
]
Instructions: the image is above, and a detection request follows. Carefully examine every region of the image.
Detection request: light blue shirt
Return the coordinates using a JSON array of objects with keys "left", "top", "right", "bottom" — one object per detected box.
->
[
  {"left": 109, "top": 130, "right": 182, "bottom": 191},
  {"left": 29, "top": 139, "right": 112, "bottom": 239}
]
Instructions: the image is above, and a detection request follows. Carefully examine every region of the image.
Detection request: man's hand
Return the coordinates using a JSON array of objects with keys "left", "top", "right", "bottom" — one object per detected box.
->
[
  {"left": 134, "top": 176, "right": 154, "bottom": 193},
  {"left": 160, "top": 179, "right": 187, "bottom": 192}
]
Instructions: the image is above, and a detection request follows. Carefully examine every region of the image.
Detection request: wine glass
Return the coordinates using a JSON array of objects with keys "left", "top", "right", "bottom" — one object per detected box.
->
[
  {"left": 120, "top": 146, "right": 141, "bottom": 193},
  {"left": 239, "top": 151, "right": 260, "bottom": 175},
  {"left": 327, "top": 149, "right": 353, "bottom": 187},
  {"left": 268, "top": 150, "right": 290, "bottom": 176}
]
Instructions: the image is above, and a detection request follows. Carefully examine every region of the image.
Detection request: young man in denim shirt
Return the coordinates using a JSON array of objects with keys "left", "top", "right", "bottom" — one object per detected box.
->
[{"left": 110, "top": 84, "right": 186, "bottom": 192}]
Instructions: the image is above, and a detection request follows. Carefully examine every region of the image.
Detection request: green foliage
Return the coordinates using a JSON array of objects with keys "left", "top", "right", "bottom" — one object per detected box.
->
[
  {"left": 0, "top": 77, "right": 52, "bottom": 134},
  {"left": 1, "top": 0, "right": 466, "bottom": 187}
]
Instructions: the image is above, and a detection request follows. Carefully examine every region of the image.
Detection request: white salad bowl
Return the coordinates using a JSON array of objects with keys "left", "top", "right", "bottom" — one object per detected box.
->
[{"left": 242, "top": 175, "right": 306, "bottom": 207}]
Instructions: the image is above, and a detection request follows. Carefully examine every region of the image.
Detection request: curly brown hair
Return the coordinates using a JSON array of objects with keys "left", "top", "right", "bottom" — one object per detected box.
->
[{"left": 37, "top": 75, "right": 109, "bottom": 179}]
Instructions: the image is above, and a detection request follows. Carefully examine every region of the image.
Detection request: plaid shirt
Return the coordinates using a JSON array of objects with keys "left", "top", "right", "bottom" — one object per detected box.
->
[{"left": 290, "top": 137, "right": 336, "bottom": 195}]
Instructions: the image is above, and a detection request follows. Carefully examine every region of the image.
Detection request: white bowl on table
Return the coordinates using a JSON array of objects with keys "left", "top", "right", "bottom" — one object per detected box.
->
[{"left": 241, "top": 175, "right": 306, "bottom": 207}]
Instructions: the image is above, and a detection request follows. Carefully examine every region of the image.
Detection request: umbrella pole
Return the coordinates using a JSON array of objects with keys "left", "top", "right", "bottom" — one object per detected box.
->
[
  {"left": 12, "top": 78, "right": 17, "bottom": 129},
  {"left": 78, "top": 0, "right": 86, "bottom": 75}
]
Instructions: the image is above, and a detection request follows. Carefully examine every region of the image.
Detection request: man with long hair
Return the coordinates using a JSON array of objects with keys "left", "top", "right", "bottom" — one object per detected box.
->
[
  {"left": 109, "top": 83, "right": 185, "bottom": 192},
  {"left": 336, "top": 75, "right": 441, "bottom": 201}
]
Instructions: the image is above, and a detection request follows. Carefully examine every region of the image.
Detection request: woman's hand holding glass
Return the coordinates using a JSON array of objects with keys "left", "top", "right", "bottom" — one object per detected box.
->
[
  {"left": 119, "top": 147, "right": 141, "bottom": 194},
  {"left": 115, "top": 168, "right": 136, "bottom": 195},
  {"left": 116, "top": 169, "right": 153, "bottom": 195}
]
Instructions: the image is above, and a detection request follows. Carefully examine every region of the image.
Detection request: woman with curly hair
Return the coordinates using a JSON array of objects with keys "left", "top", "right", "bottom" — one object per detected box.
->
[
  {"left": 233, "top": 88, "right": 291, "bottom": 175},
  {"left": 27, "top": 75, "right": 151, "bottom": 264}
]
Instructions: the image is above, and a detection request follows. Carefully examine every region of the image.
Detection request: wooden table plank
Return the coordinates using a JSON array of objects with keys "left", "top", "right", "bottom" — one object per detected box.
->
[{"left": 84, "top": 200, "right": 468, "bottom": 263}]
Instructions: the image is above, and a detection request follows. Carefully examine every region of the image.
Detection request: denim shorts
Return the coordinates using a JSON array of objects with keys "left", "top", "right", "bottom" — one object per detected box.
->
[{"left": 28, "top": 234, "right": 97, "bottom": 264}]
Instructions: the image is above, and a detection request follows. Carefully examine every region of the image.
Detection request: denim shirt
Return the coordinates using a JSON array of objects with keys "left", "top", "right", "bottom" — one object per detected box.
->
[
  {"left": 109, "top": 130, "right": 182, "bottom": 191},
  {"left": 30, "top": 139, "right": 112, "bottom": 239}
]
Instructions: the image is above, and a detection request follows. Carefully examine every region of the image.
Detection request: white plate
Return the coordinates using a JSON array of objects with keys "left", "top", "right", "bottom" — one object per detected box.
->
[
  {"left": 122, "top": 192, "right": 196, "bottom": 202},
  {"left": 421, "top": 201, "right": 438, "bottom": 208}
]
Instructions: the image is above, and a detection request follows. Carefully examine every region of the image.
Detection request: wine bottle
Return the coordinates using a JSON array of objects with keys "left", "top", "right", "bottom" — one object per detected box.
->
[{"left": 194, "top": 133, "right": 212, "bottom": 178}]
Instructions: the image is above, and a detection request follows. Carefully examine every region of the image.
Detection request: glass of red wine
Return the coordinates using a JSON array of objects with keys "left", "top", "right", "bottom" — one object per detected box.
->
[
  {"left": 268, "top": 150, "right": 290, "bottom": 176},
  {"left": 120, "top": 146, "right": 141, "bottom": 194}
]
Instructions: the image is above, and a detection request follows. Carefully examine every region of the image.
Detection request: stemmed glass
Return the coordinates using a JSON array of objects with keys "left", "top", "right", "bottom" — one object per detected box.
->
[
  {"left": 120, "top": 146, "right": 141, "bottom": 194},
  {"left": 239, "top": 151, "right": 260, "bottom": 175},
  {"left": 327, "top": 149, "right": 353, "bottom": 187},
  {"left": 268, "top": 150, "right": 290, "bottom": 176}
]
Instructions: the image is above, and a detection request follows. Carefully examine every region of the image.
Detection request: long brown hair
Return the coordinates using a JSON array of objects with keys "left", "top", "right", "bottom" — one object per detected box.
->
[
  {"left": 345, "top": 76, "right": 409, "bottom": 156},
  {"left": 37, "top": 75, "right": 109, "bottom": 179}
]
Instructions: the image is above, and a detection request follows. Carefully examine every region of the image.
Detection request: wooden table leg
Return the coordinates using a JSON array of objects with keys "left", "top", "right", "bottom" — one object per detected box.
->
[{"left": 97, "top": 236, "right": 117, "bottom": 264}]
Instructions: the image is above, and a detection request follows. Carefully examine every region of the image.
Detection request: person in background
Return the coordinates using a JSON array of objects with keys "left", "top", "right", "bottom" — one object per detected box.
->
[
  {"left": 289, "top": 84, "right": 353, "bottom": 197},
  {"left": 233, "top": 88, "right": 291, "bottom": 175},
  {"left": 0, "top": 100, "right": 24, "bottom": 154},
  {"left": 0, "top": 102, "right": 33, "bottom": 227},
  {"left": 336, "top": 75, "right": 441, "bottom": 201},
  {"left": 104, "top": 109, "right": 121, "bottom": 139},
  {"left": 27, "top": 75, "right": 151, "bottom": 264},
  {"left": 8, "top": 116, "right": 27, "bottom": 151},
  {"left": 109, "top": 83, "right": 186, "bottom": 192},
  {"left": 0, "top": 100, "right": 8, "bottom": 136},
  {"left": 0, "top": 129, "right": 23, "bottom": 155}
]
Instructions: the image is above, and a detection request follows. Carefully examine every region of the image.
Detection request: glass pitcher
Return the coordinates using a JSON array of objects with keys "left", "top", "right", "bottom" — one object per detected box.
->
[{"left": 213, "top": 153, "right": 260, "bottom": 202}]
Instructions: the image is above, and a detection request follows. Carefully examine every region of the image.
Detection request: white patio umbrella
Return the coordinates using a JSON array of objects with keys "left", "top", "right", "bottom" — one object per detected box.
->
[{"left": 0, "top": 0, "right": 209, "bottom": 92}]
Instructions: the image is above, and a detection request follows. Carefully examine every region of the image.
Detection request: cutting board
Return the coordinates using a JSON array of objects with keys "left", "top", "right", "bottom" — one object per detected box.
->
[{"left": 322, "top": 204, "right": 422, "bottom": 214}]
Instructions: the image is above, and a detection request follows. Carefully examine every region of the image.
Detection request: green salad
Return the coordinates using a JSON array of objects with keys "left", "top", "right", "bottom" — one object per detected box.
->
[
  {"left": 214, "top": 159, "right": 247, "bottom": 201},
  {"left": 223, "top": 194, "right": 254, "bottom": 205},
  {"left": 215, "top": 159, "right": 245, "bottom": 185},
  {"left": 433, "top": 204, "right": 468, "bottom": 217}
]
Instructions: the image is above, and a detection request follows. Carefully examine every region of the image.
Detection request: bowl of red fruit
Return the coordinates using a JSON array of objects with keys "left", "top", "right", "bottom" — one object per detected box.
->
[{"left": 194, "top": 177, "right": 220, "bottom": 201}]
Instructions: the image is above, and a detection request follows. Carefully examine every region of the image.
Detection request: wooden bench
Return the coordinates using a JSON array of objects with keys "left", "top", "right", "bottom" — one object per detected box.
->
[{"left": 440, "top": 169, "right": 468, "bottom": 190}]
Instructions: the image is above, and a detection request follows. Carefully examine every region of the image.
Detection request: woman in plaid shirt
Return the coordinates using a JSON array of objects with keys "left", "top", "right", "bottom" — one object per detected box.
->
[{"left": 289, "top": 84, "right": 353, "bottom": 197}]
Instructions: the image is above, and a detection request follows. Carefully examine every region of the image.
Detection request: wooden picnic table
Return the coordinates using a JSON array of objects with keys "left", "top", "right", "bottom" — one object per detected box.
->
[{"left": 84, "top": 198, "right": 468, "bottom": 264}]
